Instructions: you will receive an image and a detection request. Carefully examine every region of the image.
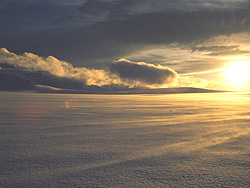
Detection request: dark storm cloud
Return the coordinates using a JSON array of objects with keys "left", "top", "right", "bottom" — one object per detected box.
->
[
  {"left": 0, "top": 0, "right": 74, "bottom": 29},
  {"left": 73, "top": 0, "right": 249, "bottom": 25},
  {"left": 1, "top": 0, "right": 250, "bottom": 67},
  {"left": 98, "top": 9, "right": 250, "bottom": 45},
  {"left": 110, "top": 59, "right": 178, "bottom": 85}
]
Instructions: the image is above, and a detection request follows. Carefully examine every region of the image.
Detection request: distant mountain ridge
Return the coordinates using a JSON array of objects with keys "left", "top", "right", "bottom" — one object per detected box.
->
[
  {"left": 114, "top": 87, "right": 228, "bottom": 94},
  {"left": 0, "top": 71, "right": 37, "bottom": 91}
]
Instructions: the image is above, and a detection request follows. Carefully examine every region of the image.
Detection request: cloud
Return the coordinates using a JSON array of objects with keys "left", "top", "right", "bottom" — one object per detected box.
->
[
  {"left": 110, "top": 59, "right": 178, "bottom": 86},
  {"left": 178, "top": 76, "right": 208, "bottom": 88},
  {"left": 1, "top": 0, "right": 250, "bottom": 68},
  {"left": 191, "top": 45, "right": 249, "bottom": 56},
  {"left": 0, "top": 48, "right": 187, "bottom": 90},
  {"left": 190, "top": 33, "right": 250, "bottom": 57},
  {"left": 123, "top": 44, "right": 226, "bottom": 75},
  {"left": 2, "top": 1, "right": 250, "bottom": 91},
  {"left": 0, "top": 48, "right": 212, "bottom": 91},
  {"left": 73, "top": 0, "right": 249, "bottom": 26},
  {"left": 0, "top": 48, "right": 119, "bottom": 89},
  {"left": 0, "top": 48, "right": 73, "bottom": 77}
]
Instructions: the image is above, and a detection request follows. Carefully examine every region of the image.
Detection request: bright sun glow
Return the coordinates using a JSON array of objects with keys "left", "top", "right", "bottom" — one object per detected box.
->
[{"left": 225, "top": 61, "right": 250, "bottom": 89}]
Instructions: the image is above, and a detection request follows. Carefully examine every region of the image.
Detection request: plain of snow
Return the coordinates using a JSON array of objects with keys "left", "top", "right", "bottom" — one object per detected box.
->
[{"left": 1, "top": 92, "right": 250, "bottom": 187}]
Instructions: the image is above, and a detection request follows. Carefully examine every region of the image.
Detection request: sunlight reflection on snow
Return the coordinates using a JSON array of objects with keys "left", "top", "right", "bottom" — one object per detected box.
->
[
  {"left": 12, "top": 98, "right": 54, "bottom": 126},
  {"left": 64, "top": 98, "right": 80, "bottom": 110}
]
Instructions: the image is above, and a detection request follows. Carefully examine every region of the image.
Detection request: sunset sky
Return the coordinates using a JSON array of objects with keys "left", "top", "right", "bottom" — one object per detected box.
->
[{"left": 1, "top": 0, "right": 250, "bottom": 91}]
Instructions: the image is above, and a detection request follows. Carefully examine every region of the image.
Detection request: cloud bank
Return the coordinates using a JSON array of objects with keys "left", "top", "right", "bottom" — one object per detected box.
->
[{"left": 1, "top": 48, "right": 191, "bottom": 91}]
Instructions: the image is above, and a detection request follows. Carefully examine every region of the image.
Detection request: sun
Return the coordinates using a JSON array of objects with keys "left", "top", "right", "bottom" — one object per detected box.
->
[{"left": 225, "top": 61, "right": 250, "bottom": 89}]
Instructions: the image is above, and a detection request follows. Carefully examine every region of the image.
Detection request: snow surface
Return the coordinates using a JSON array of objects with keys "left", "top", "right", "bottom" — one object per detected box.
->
[{"left": 1, "top": 92, "right": 250, "bottom": 187}]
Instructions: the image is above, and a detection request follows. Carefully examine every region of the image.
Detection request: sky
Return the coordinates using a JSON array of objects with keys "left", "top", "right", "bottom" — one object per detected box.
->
[{"left": 1, "top": 0, "right": 250, "bottom": 91}]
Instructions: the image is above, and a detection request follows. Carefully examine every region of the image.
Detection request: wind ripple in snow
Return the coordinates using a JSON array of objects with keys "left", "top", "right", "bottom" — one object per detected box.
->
[{"left": 1, "top": 92, "right": 250, "bottom": 187}]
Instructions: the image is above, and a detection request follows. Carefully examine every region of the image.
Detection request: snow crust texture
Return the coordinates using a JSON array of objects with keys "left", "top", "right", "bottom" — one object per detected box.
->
[{"left": 1, "top": 92, "right": 250, "bottom": 187}]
